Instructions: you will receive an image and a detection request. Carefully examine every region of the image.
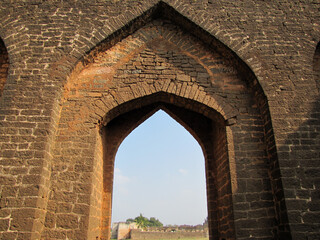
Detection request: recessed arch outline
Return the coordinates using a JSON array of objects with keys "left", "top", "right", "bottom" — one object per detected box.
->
[
  {"left": 95, "top": 90, "right": 238, "bottom": 128},
  {"left": 45, "top": 3, "right": 287, "bottom": 240}
]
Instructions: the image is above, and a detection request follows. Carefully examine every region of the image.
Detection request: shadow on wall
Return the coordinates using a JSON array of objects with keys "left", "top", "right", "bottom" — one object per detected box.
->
[
  {"left": 281, "top": 42, "right": 320, "bottom": 239},
  {"left": 282, "top": 96, "right": 320, "bottom": 239},
  {"left": 314, "top": 42, "right": 320, "bottom": 92},
  {"left": 0, "top": 38, "right": 8, "bottom": 97}
]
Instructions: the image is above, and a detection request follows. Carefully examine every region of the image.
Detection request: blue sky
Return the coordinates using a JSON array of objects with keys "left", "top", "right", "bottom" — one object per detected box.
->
[{"left": 111, "top": 110, "right": 207, "bottom": 226}]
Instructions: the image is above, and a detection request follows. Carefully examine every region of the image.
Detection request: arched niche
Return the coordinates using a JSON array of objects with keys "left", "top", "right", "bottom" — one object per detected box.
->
[
  {"left": 0, "top": 38, "right": 9, "bottom": 97},
  {"left": 44, "top": 3, "right": 285, "bottom": 240}
]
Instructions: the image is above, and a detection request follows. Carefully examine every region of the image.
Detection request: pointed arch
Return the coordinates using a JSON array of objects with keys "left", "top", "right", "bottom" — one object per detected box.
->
[
  {"left": 100, "top": 94, "right": 233, "bottom": 240},
  {"left": 44, "top": 4, "right": 284, "bottom": 240},
  {"left": 111, "top": 109, "right": 208, "bottom": 233}
]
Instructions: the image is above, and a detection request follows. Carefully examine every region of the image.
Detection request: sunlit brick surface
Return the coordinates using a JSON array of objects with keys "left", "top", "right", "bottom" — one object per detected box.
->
[{"left": 0, "top": 1, "right": 319, "bottom": 240}]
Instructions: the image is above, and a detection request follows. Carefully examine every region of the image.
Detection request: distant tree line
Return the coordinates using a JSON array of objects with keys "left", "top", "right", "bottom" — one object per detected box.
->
[
  {"left": 125, "top": 214, "right": 208, "bottom": 229},
  {"left": 126, "top": 214, "right": 163, "bottom": 228}
]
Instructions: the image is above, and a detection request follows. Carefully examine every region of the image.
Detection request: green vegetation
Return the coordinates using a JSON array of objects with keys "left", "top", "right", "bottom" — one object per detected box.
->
[{"left": 126, "top": 214, "right": 163, "bottom": 228}]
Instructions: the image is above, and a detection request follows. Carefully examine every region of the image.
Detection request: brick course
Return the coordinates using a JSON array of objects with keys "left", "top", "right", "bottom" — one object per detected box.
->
[{"left": 0, "top": 1, "right": 319, "bottom": 240}]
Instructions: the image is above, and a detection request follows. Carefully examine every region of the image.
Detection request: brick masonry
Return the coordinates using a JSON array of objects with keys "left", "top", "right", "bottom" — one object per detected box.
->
[{"left": 0, "top": 1, "right": 319, "bottom": 240}]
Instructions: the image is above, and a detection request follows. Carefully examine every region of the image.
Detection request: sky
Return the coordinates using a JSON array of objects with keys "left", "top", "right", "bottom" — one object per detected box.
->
[{"left": 111, "top": 110, "right": 208, "bottom": 226}]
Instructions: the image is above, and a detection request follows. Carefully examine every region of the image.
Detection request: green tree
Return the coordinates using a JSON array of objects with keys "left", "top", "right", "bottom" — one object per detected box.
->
[
  {"left": 126, "top": 218, "right": 134, "bottom": 224},
  {"left": 149, "top": 217, "right": 163, "bottom": 227},
  {"left": 134, "top": 214, "right": 149, "bottom": 229},
  {"left": 125, "top": 214, "right": 163, "bottom": 228}
]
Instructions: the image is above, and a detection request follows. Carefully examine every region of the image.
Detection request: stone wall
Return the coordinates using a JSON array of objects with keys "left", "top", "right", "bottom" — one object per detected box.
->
[
  {"left": 112, "top": 222, "right": 138, "bottom": 240},
  {"left": 0, "top": 1, "right": 319, "bottom": 240},
  {"left": 130, "top": 229, "right": 208, "bottom": 240}
]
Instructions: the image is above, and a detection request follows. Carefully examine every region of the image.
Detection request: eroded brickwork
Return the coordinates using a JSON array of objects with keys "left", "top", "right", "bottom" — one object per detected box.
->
[
  {"left": 40, "top": 19, "right": 276, "bottom": 240},
  {"left": 0, "top": 1, "right": 319, "bottom": 240}
]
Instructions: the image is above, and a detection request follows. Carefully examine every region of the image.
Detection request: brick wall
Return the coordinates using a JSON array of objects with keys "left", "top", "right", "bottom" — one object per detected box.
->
[
  {"left": 0, "top": 1, "right": 319, "bottom": 240},
  {"left": 45, "top": 18, "right": 275, "bottom": 240}
]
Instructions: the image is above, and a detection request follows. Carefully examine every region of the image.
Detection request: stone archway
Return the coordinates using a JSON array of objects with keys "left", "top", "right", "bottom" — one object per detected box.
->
[
  {"left": 99, "top": 92, "right": 234, "bottom": 240},
  {"left": 43, "top": 12, "right": 281, "bottom": 240}
]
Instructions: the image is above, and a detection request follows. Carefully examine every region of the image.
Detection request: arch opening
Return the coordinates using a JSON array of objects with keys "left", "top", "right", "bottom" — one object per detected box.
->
[
  {"left": 100, "top": 97, "right": 233, "bottom": 240},
  {"left": 111, "top": 109, "right": 208, "bottom": 234}
]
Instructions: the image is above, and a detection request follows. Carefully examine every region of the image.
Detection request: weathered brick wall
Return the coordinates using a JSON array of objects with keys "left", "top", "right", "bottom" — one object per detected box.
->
[
  {"left": 0, "top": 1, "right": 319, "bottom": 240},
  {"left": 50, "top": 19, "right": 274, "bottom": 240}
]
